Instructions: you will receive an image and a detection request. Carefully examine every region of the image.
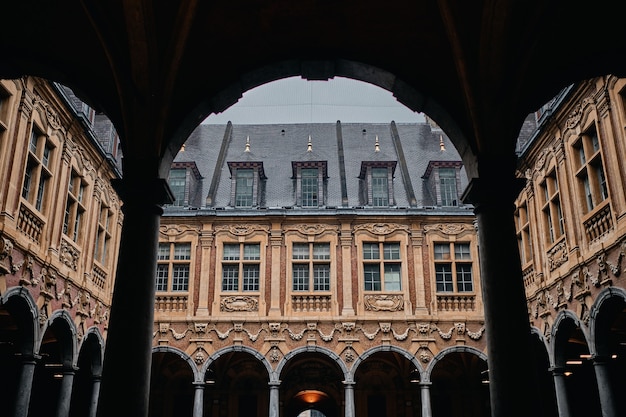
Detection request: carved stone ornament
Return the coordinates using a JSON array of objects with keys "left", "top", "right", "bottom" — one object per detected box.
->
[
  {"left": 364, "top": 294, "right": 404, "bottom": 311},
  {"left": 286, "top": 224, "right": 339, "bottom": 236},
  {"left": 354, "top": 223, "right": 410, "bottom": 235},
  {"left": 220, "top": 295, "right": 259, "bottom": 312},
  {"left": 215, "top": 224, "right": 269, "bottom": 236},
  {"left": 160, "top": 224, "right": 201, "bottom": 237},
  {"left": 423, "top": 223, "right": 471, "bottom": 235}
]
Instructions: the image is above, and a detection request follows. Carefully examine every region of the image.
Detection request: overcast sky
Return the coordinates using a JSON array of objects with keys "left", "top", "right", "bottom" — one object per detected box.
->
[{"left": 202, "top": 76, "right": 425, "bottom": 125}]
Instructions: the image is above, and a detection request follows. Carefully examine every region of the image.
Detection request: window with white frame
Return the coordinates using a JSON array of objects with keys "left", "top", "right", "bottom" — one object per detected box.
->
[
  {"left": 362, "top": 242, "right": 401, "bottom": 291},
  {"left": 63, "top": 169, "right": 86, "bottom": 243},
  {"left": 359, "top": 162, "right": 396, "bottom": 207},
  {"left": 439, "top": 167, "right": 458, "bottom": 206},
  {"left": 221, "top": 243, "right": 260, "bottom": 291},
  {"left": 22, "top": 127, "right": 54, "bottom": 212},
  {"left": 156, "top": 242, "right": 191, "bottom": 292},
  {"left": 434, "top": 242, "right": 473, "bottom": 292},
  {"left": 292, "top": 242, "right": 331, "bottom": 292}
]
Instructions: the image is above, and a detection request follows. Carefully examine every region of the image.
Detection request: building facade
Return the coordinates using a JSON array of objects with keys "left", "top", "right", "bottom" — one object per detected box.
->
[
  {"left": 516, "top": 75, "right": 626, "bottom": 417},
  {"left": 0, "top": 77, "right": 123, "bottom": 417},
  {"left": 2, "top": 74, "right": 626, "bottom": 417},
  {"left": 151, "top": 121, "right": 488, "bottom": 417}
]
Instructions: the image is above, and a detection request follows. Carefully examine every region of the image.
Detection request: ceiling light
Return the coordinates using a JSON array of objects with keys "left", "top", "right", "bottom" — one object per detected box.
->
[{"left": 295, "top": 390, "right": 328, "bottom": 405}]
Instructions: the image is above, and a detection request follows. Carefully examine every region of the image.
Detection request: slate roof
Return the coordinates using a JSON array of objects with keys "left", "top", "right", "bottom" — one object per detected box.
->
[{"left": 171, "top": 121, "right": 469, "bottom": 211}]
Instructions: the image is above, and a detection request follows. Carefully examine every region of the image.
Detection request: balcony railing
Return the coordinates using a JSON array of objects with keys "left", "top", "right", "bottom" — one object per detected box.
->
[
  {"left": 291, "top": 294, "right": 331, "bottom": 312},
  {"left": 436, "top": 294, "right": 476, "bottom": 312},
  {"left": 17, "top": 204, "right": 43, "bottom": 243},
  {"left": 155, "top": 294, "right": 188, "bottom": 312}
]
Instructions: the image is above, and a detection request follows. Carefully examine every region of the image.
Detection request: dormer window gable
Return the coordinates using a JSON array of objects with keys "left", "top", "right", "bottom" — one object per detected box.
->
[
  {"left": 359, "top": 160, "right": 397, "bottom": 207},
  {"left": 422, "top": 160, "right": 463, "bottom": 207},
  {"left": 227, "top": 161, "right": 266, "bottom": 208},
  {"left": 291, "top": 160, "right": 328, "bottom": 208}
]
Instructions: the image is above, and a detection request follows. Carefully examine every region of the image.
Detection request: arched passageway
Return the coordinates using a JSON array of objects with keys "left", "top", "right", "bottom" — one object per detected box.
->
[
  {"left": 553, "top": 314, "right": 600, "bottom": 417},
  {"left": 150, "top": 349, "right": 196, "bottom": 417},
  {"left": 353, "top": 350, "right": 421, "bottom": 417},
  {"left": 428, "top": 349, "right": 489, "bottom": 417},
  {"left": 280, "top": 351, "right": 343, "bottom": 417}
]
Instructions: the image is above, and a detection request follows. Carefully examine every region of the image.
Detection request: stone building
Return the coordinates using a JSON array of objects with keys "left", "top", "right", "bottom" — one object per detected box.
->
[
  {"left": 0, "top": 77, "right": 123, "bottom": 417},
  {"left": 516, "top": 75, "right": 626, "bottom": 417},
  {"left": 151, "top": 121, "right": 487, "bottom": 416}
]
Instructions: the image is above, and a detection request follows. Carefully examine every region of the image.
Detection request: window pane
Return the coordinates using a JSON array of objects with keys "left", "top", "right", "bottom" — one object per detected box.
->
[
  {"left": 439, "top": 168, "right": 457, "bottom": 206},
  {"left": 292, "top": 264, "right": 309, "bottom": 291},
  {"left": 169, "top": 168, "right": 186, "bottom": 206},
  {"left": 364, "top": 264, "right": 381, "bottom": 291},
  {"left": 313, "top": 264, "right": 330, "bottom": 291},
  {"left": 371, "top": 167, "right": 388, "bottom": 206},
  {"left": 157, "top": 243, "right": 170, "bottom": 260},
  {"left": 243, "top": 243, "right": 260, "bottom": 260},
  {"left": 301, "top": 168, "right": 318, "bottom": 207},
  {"left": 313, "top": 243, "right": 330, "bottom": 259},
  {"left": 454, "top": 243, "right": 471, "bottom": 260},
  {"left": 363, "top": 243, "right": 379, "bottom": 260},
  {"left": 222, "top": 265, "right": 239, "bottom": 291},
  {"left": 235, "top": 169, "right": 254, "bottom": 207},
  {"left": 435, "top": 264, "right": 453, "bottom": 292},
  {"left": 174, "top": 243, "right": 191, "bottom": 260},
  {"left": 456, "top": 264, "right": 473, "bottom": 292},
  {"left": 243, "top": 265, "right": 260, "bottom": 291},
  {"left": 223, "top": 244, "right": 240, "bottom": 260},
  {"left": 156, "top": 264, "right": 169, "bottom": 292},
  {"left": 383, "top": 243, "right": 400, "bottom": 260},
  {"left": 384, "top": 263, "right": 401, "bottom": 291},
  {"left": 172, "top": 265, "right": 189, "bottom": 291},
  {"left": 293, "top": 243, "right": 309, "bottom": 259},
  {"left": 434, "top": 244, "right": 450, "bottom": 260}
]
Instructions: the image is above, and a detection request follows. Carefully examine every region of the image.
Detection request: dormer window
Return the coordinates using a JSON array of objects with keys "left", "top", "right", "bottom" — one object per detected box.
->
[
  {"left": 292, "top": 136, "right": 327, "bottom": 208},
  {"left": 422, "top": 161, "right": 463, "bottom": 207},
  {"left": 167, "top": 162, "right": 202, "bottom": 207},
  {"left": 228, "top": 162, "right": 266, "bottom": 207},
  {"left": 227, "top": 137, "right": 266, "bottom": 208},
  {"left": 359, "top": 136, "right": 397, "bottom": 207}
]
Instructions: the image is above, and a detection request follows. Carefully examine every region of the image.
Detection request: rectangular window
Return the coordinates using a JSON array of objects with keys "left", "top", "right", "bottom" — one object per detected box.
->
[
  {"left": 168, "top": 168, "right": 187, "bottom": 206},
  {"left": 434, "top": 242, "right": 473, "bottom": 292},
  {"left": 94, "top": 203, "right": 113, "bottom": 265},
  {"left": 235, "top": 168, "right": 254, "bottom": 207},
  {"left": 439, "top": 167, "right": 458, "bottom": 206},
  {"left": 573, "top": 127, "right": 608, "bottom": 214},
  {"left": 362, "top": 242, "right": 401, "bottom": 291},
  {"left": 63, "top": 170, "right": 86, "bottom": 242},
  {"left": 291, "top": 242, "right": 331, "bottom": 292},
  {"left": 301, "top": 168, "right": 319, "bottom": 207},
  {"left": 540, "top": 170, "right": 564, "bottom": 245},
  {"left": 155, "top": 242, "right": 191, "bottom": 292},
  {"left": 222, "top": 243, "right": 260, "bottom": 292},
  {"left": 371, "top": 167, "right": 389, "bottom": 206},
  {"left": 23, "top": 129, "right": 53, "bottom": 213},
  {"left": 515, "top": 202, "right": 533, "bottom": 264}
]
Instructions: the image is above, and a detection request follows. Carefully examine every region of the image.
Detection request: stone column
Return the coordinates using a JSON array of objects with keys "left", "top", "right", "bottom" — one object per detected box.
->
[
  {"left": 343, "top": 381, "right": 355, "bottom": 417},
  {"left": 411, "top": 226, "right": 428, "bottom": 314},
  {"left": 340, "top": 222, "right": 355, "bottom": 316},
  {"left": 56, "top": 368, "right": 75, "bottom": 417},
  {"left": 192, "top": 382, "right": 205, "bottom": 417},
  {"left": 96, "top": 173, "right": 173, "bottom": 417},
  {"left": 549, "top": 367, "right": 571, "bottom": 417},
  {"left": 462, "top": 175, "right": 536, "bottom": 417},
  {"left": 419, "top": 382, "right": 432, "bottom": 417},
  {"left": 12, "top": 355, "right": 37, "bottom": 417},
  {"left": 269, "top": 381, "right": 280, "bottom": 417},
  {"left": 592, "top": 356, "right": 618, "bottom": 417},
  {"left": 88, "top": 376, "right": 101, "bottom": 417},
  {"left": 269, "top": 223, "right": 283, "bottom": 316},
  {"left": 196, "top": 229, "right": 213, "bottom": 316}
]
